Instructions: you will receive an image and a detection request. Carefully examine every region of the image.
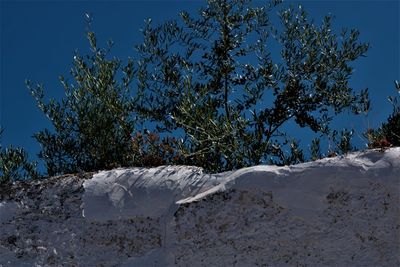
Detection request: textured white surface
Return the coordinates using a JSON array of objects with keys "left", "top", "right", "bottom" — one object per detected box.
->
[
  {"left": 83, "top": 165, "right": 223, "bottom": 220},
  {"left": 1, "top": 148, "right": 399, "bottom": 266}
]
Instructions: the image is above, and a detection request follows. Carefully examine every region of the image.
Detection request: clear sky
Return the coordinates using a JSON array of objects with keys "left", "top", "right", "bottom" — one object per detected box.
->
[{"left": 1, "top": 0, "right": 399, "bottom": 167}]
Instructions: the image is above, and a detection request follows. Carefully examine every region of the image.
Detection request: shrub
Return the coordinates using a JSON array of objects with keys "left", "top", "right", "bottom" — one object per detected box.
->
[
  {"left": 27, "top": 31, "right": 138, "bottom": 176},
  {"left": 367, "top": 81, "right": 400, "bottom": 148},
  {"left": 131, "top": 131, "right": 184, "bottom": 167},
  {"left": 0, "top": 128, "right": 39, "bottom": 184}
]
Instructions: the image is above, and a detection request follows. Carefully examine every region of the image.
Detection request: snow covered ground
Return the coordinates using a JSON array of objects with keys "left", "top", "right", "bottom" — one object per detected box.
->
[{"left": 1, "top": 148, "right": 399, "bottom": 266}]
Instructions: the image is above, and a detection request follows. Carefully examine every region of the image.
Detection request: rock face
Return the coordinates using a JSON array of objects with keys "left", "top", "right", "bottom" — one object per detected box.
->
[{"left": 0, "top": 148, "right": 399, "bottom": 266}]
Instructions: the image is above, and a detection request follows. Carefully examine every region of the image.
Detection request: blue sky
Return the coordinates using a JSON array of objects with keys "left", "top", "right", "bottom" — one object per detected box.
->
[{"left": 1, "top": 0, "right": 399, "bottom": 166}]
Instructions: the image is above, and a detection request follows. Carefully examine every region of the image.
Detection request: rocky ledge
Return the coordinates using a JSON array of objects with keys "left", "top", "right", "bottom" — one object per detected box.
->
[{"left": 0, "top": 148, "right": 399, "bottom": 266}]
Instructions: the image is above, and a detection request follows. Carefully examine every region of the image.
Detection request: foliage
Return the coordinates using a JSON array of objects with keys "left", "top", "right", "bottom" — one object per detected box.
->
[
  {"left": 131, "top": 130, "right": 184, "bottom": 167},
  {"left": 135, "top": 0, "right": 370, "bottom": 172},
  {"left": 367, "top": 81, "right": 400, "bottom": 148},
  {"left": 269, "top": 139, "right": 305, "bottom": 166},
  {"left": 331, "top": 129, "right": 355, "bottom": 155},
  {"left": 0, "top": 128, "right": 39, "bottom": 184},
  {"left": 380, "top": 113, "right": 400, "bottom": 146},
  {"left": 27, "top": 31, "right": 138, "bottom": 176}
]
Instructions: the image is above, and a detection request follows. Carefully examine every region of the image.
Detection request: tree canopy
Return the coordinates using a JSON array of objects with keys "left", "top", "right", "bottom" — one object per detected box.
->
[
  {"left": 135, "top": 0, "right": 370, "bottom": 172},
  {"left": 4, "top": 0, "right": 399, "bottom": 183}
]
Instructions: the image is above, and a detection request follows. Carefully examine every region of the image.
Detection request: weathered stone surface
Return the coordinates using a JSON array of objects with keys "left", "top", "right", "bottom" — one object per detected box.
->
[
  {"left": 0, "top": 176, "right": 162, "bottom": 266},
  {"left": 0, "top": 148, "right": 399, "bottom": 266}
]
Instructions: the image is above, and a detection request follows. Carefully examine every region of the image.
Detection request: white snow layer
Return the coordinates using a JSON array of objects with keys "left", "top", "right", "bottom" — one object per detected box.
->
[
  {"left": 1, "top": 148, "right": 399, "bottom": 266},
  {"left": 83, "top": 165, "right": 225, "bottom": 220},
  {"left": 83, "top": 148, "right": 399, "bottom": 221}
]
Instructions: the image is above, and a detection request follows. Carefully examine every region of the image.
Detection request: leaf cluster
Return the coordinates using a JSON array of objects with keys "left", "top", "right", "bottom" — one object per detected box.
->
[
  {"left": 27, "top": 32, "right": 138, "bottom": 176},
  {"left": 0, "top": 128, "right": 39, "bottom": 184},
  {"left": 367, "top": 81, "right": 400, "bottom": 148}
]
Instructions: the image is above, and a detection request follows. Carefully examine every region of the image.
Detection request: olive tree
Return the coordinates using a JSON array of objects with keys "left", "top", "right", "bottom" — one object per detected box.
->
[
  {"left": 135, "top": 0, "right": 370, "bottom": 171},
  {"left": 27, "top": 31, "right": 137, "bottom": 176}
]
